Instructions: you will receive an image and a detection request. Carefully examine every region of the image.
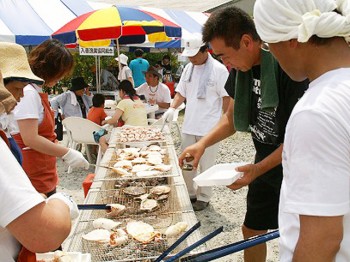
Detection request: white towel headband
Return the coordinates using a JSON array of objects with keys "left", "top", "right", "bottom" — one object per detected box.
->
[{"left": 254, "top": 0, "right": 350, "bottom": 44}]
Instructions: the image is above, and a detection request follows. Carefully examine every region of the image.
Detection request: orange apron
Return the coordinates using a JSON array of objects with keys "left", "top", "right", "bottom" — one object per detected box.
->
[
  {"left": 0, "top": 130, "right": 36, "bottom": 262},
  {"left": 13, "top": 92, "right": 58, "bottom": 194}
]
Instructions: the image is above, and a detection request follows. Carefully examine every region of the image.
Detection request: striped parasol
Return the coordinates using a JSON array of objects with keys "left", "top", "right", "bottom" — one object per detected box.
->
[{"left": 52, "top": 5, "right": 182, "bottom": 47}]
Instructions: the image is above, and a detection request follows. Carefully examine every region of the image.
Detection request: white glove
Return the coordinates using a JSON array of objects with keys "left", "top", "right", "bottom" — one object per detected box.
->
[
  {"left": 47, "top": 192, "right": 79, "bottom": 220},
  {"left": 162, "top": 107, "right": 175, "bottom": 123},
  {"left": 62, "top": 149, "right": 89, "bottom": 170},
  {"left": 104, "top": 116, "right": 112, "bottom": 121}
]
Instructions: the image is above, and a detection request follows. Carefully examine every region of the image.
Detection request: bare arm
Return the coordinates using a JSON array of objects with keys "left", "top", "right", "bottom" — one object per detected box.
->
[
  {"left": 127, "top": 76, "right": 134, "bottom": 87},
  {"left": 106, "top": 108, "right": 123, "bottom": 126},
  {"left": 178, "top": 96, "right": 235, "bottom": 168},
  {"left": 228, "top": 144, "right": 283, "bottom": 190},
  {"left": 17, "top": 119, "right": 68, "bottom": 157},
  {"left": 293, "top": 215, "right": 343, "bottom": 261},
  {"left": 157, "top": 101, "right": 170, "bottom": 109},
  {"left": 7, "top": 200, "right": 71, "bottom": 252},
  {"left": 170, "top": 93, "right": 186, "bottom": 109}
]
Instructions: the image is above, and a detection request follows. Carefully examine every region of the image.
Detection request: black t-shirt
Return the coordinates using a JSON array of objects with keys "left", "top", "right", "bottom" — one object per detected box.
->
[
  {"left": 76, "top": 95, "right": 87, "bottom": 118},
  {"left": 225, "top": 67, "right": 308, "bottom": 189}
]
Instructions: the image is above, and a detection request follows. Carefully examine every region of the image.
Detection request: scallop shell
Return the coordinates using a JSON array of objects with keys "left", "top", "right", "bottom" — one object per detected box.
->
[
  {"left": 132, "top": 164, "right": 151, "bottom": 173},
  {"left": 126, "top": 221, "right": 154, "bottom": 237},
  {"left": 150, "top": 185, "right": 171, "bottom": 195},
  {"left": 148, "top": 145, "right": 162, "bottom": 151},
  {"left": 152, "top": 164, "right": 172, "bottom": 172},
  {"left": 146, "top": 152, "right": 163, "bottom": 158},
  {"left": 112, "top": 167, "right": 132, "bottom": 177},
  {"left": 82, "top": 229, "right": 110, "bottom": 243},
  {"left": 140, "top": 199, "right": 158, "bottom": 211},
  {"left": 110, "top": 228, "right": 128, "bottom": 247},
  {"left": 131, "top": 157, "right": 147, "bottom": 165},
  {"left": 122, "top": 147, "right": 141, "bottom": 154},
  {"left": 165, "top": 222, "right": 188, "bottom": 238},
  {"left": 136, "top": 170, "right": 160, "bottom": 177},
  {"left": 126, "top": 221, "right": 157, "bottom": 243},
  {"left": 147, "top": 156, "right": 163, "bottom": 166},
  {"left": 123, "top": 186, "right": 146, "bottom": 196},
  {"left": 106, "top": 203, "right": 126, "bottom": 217},
  {"left": 93, "top": 218, "right": 121, "bottom": 231},
  {"left": 113, "top": 160, "right": 132, "bottom": 170}
]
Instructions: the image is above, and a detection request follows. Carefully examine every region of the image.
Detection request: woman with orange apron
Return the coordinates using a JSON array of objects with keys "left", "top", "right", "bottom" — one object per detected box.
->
[{"left": 12, "top": 39, "right": 89, "bottom": 196}]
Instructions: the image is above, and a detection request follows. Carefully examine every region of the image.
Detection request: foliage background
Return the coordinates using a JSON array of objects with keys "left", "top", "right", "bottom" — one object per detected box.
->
[{"left": 49, "top": 49, "right": 180, "bottom": 94}]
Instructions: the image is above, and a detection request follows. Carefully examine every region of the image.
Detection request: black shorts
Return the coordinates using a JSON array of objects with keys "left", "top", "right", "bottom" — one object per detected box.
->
[{"left": 243, "top": 178, "right": 280, "bottom": 230}]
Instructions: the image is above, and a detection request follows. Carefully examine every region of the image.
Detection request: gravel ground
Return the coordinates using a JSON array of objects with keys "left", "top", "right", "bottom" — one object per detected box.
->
[{"left": 57, "top": 113, "right": 279, "bottom": 261}]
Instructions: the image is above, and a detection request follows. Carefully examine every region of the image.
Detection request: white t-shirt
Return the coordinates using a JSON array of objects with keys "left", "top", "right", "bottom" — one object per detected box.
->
[
  {"left": 118, "top": 66, "right": 133, "bottom": 81},
  {"left": 136, "top": 82, "right": 171, "bottom": 112},
  {"left": 12, "top": 84, "right": 44, "bottom": 134},
  {"left": 280, "top": 68, "right": 350, "bottom": 262},
  {"left": 176, "top": 55, "right": 229, "bottom": 136},
  {"left": 0, "top": 138, "right": 44, "bottom": 261}
]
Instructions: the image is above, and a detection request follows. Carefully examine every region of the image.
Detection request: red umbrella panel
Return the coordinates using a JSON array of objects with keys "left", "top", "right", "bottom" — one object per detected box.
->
[{"left": 52, "top": 5, "right": 181, "bottom": 46}]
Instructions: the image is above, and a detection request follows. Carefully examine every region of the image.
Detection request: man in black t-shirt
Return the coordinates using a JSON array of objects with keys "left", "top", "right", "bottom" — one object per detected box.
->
[{"left": 178, "top": 6, "right": 308, "bottom": 262}]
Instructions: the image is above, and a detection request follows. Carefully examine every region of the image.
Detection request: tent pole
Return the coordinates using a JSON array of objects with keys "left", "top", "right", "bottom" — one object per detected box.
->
[{"left": 116, "top": 39, "right": 121, "bottom": 73}]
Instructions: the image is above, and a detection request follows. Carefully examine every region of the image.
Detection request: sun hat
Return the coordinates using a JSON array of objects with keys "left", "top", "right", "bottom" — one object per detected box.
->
[
  {"left": 115, "top": 54, "right": 129, "bottom": 65},
  {"left": 0, "top": 42, "right": 44, "bottom": 85},
  {"left": 143, "top": 66, "right": 162, "bottom": 79},
  {"left": 181, "top": 33, "right": 206, "bottom": 57},
  {"left": 70, "top": 77, "right": 88, "bottom": 91}
]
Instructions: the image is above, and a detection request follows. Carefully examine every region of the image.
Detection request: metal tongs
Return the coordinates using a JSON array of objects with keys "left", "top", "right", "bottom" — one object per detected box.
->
[
  {"left": 77, "top": 204, "right": 112, "bottom": 210},
  {"left": 182, "top": 230, "right": 280, "bottom": 262},
  {"left": 154, "top": 222, "right": 223, "bottom": 262}
]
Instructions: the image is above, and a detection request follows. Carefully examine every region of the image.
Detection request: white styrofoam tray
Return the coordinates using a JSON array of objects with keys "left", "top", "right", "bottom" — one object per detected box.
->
[
  {"left": 193, "top": 163, "right": 246, "bottom": 186},
  {"left": 36, "top": 252, "right": 91, "bottom": 262}
]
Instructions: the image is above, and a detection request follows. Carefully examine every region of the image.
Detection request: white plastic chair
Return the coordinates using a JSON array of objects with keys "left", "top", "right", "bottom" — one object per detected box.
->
[{"left": 62, "top": 117, "right": 103, "bottom": 173}]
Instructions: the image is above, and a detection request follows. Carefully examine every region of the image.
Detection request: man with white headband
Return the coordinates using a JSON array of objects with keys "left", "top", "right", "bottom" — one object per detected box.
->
[
  {"left": 254, "top": 0, "right": 350, "bottom": 261},
  {"left": 179, "top": 6, "right": 308, "bottom": 261}
]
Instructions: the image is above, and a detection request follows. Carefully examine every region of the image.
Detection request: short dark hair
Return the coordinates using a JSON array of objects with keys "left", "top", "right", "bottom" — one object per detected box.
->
[
  {"left": 92, "top": 93, "right": 105, "bottom": 107},
  {"left": 134, "top": 48, "right": 144, "bottom": 57},
  {"left": 199, "top": 44, "right": 209, "bottom": 53},
  {"left": 162, "top": 54, "right": 170, "bottom": 60},
  {"left": 203, "top": 6, "right": 260, "bottom": 50}
]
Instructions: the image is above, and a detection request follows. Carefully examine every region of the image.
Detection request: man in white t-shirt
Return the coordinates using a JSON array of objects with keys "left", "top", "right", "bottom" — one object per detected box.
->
[
  {"left": 162, "top": 34, "right": 229, "bottom": 211},
  {"left": 254, "top": 0, "right": 350, "bottom": 261},
  {"left": 135, "top": 66, "right": 171, "bottom": 116}
]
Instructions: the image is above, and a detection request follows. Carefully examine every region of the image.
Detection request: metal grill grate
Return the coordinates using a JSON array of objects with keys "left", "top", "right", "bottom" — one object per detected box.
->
[
  {"left": 67, "top": 212, "right": 205, "bottom": 261},
  {"left": 81, "top": 184, "right": 192, "bottom": 221}
]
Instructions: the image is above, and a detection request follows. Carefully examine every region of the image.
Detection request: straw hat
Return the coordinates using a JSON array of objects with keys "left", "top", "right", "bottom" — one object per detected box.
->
[
  {"left": 115, "top": 54, "right": 129, "bottom": 65},
  {"left": 0, "top": 42, "right": 44, "bottom": 85}
]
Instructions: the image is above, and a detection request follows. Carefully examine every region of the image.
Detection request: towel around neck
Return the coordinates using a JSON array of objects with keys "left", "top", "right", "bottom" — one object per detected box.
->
[{"left": 233, "top": 49, "right": 279, "bottom": 132}]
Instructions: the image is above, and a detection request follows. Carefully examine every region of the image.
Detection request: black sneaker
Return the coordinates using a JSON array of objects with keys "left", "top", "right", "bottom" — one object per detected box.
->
[{"left": 192, "top": 200, "right": 209, "bottom": 211}]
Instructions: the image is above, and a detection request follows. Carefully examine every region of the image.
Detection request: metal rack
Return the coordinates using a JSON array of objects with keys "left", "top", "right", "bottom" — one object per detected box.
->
[{"left": 65, "top": 126, "right": 206, "bottom": 261}]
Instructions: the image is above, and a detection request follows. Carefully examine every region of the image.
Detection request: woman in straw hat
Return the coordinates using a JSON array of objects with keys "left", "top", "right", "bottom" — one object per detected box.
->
[
  {"left": 0, "top": 59, "right": 77, "bottom": 261},
  {"left": 0, "top": 43, "right": 44, "bottom": 165},
  {"left": 11, "top": 39, "right": 89, "bottom": 197},
  {"left": 115, "top": 53, "right": 134, "bottom": 87}
]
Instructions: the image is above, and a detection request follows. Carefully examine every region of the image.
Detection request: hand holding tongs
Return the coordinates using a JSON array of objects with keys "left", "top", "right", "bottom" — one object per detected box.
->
[{"left": 154, "top": 222, "right": 223, "bottom": 262}]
